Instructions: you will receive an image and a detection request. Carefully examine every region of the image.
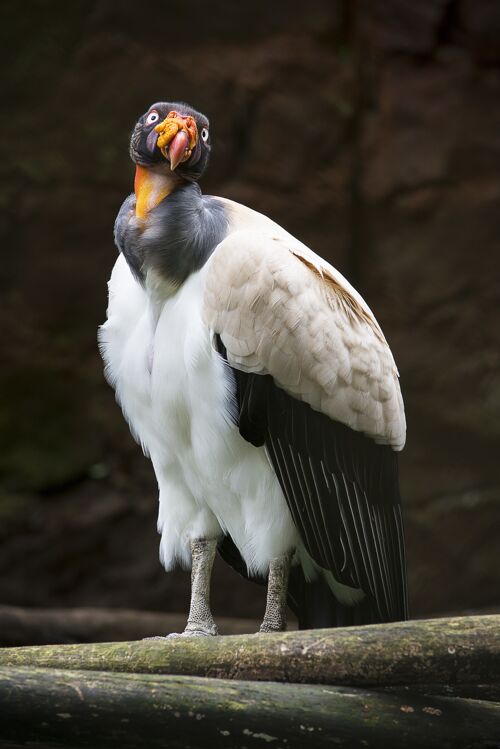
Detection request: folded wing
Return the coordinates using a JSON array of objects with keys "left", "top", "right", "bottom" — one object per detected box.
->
[{"left": 204, "top": 230, "right": 408, "bottom": 622}]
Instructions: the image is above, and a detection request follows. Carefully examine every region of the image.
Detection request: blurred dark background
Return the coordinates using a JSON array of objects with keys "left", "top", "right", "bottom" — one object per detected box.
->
[{"left": 1, "top": 0, "right": 499, "bottom": 642}]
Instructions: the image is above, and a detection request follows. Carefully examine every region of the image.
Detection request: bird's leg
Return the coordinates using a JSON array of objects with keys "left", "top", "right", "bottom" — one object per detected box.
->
[
  {"left": 145, "top": 538, "right": 218, "bottom": 640},
  {"left": 182, "top": 538, "right": 219, "bottom": 637},
  {"left": 259, "top": 552, "right": 292, "bottom": 633}
]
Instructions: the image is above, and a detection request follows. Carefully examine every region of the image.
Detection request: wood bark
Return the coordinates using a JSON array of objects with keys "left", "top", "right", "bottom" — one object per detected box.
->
[
  {"left": 1, "top": 615, "right": 498, "bottom": 689},
  {"left": 380, "top": 682, "right": 500, "bottom": 702},
  {"left": 0, "top": 604, "right": 262, "bottom": 646},
  {"left": 1, "top": 666, "right": 499, "bottom": 749}
]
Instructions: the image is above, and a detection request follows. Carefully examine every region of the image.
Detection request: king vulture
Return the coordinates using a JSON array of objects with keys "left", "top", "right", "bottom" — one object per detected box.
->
[{"left": 99, "top": 101, "right": 408, "bottom": 635}]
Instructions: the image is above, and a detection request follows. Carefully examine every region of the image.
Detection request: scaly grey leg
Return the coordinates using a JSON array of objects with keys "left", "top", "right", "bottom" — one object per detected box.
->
[
  {"left": 183, "top": 538, "right": 218, "bottom": 636},
  {"left": 259, "top": 552, "right": 292, "bottom": 633},
  {"left": 147, "top": 538, "right": 218, "bottom": 640}
]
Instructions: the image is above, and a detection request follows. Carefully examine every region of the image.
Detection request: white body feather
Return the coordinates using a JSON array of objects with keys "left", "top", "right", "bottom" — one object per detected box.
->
[{"left": 99, "top": 253, "right": 300, "bottom": 577}]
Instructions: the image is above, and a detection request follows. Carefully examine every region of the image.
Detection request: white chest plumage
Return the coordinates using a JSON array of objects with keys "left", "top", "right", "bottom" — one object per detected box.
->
[{"left": 99, "top": 254, "right": 299, "bottom": 576}]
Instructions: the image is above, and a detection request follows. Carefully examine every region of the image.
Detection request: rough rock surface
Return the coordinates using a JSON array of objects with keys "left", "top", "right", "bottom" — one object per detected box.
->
[{"left": 1, "top": 0, "right": 499, "bottom": 624}]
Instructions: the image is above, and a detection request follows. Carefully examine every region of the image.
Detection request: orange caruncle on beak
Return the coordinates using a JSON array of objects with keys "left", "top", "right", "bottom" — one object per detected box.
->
[{"left": 155, "top": 111, "right": 198, "bottom": 170}]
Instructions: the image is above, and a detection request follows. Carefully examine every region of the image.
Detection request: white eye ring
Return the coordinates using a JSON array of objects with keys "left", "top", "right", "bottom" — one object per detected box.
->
[
  {"left": 201, "top": 127, "right": 209, "bottom": 142},
  {"left": 146, "top": 111, "right": 159, "bottom": 125}
]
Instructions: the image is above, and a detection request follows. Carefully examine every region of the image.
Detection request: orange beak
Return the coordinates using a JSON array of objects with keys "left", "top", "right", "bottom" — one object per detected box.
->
[{"left": 155, "top": 111, "right": 198, "bottom": 170}]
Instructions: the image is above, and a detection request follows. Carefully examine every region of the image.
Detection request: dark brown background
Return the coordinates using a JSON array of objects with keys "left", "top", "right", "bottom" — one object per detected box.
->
[{"left": 1, "top": 0, "right": 499, "bottom": 632}]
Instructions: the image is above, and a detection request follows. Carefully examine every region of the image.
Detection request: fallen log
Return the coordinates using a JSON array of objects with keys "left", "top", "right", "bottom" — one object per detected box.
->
[
  {"left": 378, "top": 682, "right": 500, "bottom": 702},
  {"left": 0, "top": 666, "right": 499, "bottom": 749},
  {"left": 0, "top": 604, "right": 263, "bottom": 646},
  {"left": 1, "top": 615, "right": 498, "bottom": 689}
]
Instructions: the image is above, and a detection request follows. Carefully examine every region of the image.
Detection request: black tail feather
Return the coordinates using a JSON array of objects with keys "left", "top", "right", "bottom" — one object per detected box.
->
[{"left": 288, "top": 566, "right": 381, "bottom": 629}]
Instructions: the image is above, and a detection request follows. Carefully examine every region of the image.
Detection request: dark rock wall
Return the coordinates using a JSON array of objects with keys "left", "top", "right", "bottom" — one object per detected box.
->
[{"left": 0, "top": 0, "right": 498, "bottom": 619}]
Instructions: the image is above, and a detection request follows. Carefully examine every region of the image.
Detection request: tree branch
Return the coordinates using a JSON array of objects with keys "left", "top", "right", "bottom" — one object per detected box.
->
[
  {"left": 1, "top": 666, "right": 499, "bottom": 749},
  {"left": 0, "top": 615, "right": 498, "bottom": 688}
]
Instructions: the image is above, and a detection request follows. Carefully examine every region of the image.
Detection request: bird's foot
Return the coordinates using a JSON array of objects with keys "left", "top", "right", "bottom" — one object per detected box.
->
[
  {"left": 143, "top": 621, "right": 218, "bottom": 640},
  {"left": 259, "top": 621, "right": 286, "bottom": 633},
  {"left": 143, "top": 631, "right": 217, "bottom": 640},
  {"left": 172, "top": 629, "right": 217, "bottom": 638},
  {"left": 182, "top": 620, "right": 219, "bottom": 637}
]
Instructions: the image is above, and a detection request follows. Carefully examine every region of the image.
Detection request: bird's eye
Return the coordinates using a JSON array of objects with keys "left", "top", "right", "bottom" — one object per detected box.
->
[
  {"left": 201, "top": 127, "right": 209, "bottom": 142},
  {"left": 146, "top": 111, "right": 160, "bottom": 125}
]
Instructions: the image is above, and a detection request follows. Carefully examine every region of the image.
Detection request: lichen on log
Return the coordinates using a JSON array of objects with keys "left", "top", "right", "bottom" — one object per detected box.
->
[
  {"left": 0, "top": 615, "right": 498, "bottom": 688},
  {"left": 1, "top": 666, "right": 499, "bottom": 749}
]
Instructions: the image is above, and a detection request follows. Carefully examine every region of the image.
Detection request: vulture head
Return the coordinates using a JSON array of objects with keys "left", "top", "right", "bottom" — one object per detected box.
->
[{"left": 130, "top": 101, "right": 211, "bottom": 181}]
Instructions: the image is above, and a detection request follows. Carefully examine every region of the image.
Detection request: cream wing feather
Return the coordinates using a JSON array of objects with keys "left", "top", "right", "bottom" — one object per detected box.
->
[{"left": 203, "top": 229, "right": 406, "bottom": 452}]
